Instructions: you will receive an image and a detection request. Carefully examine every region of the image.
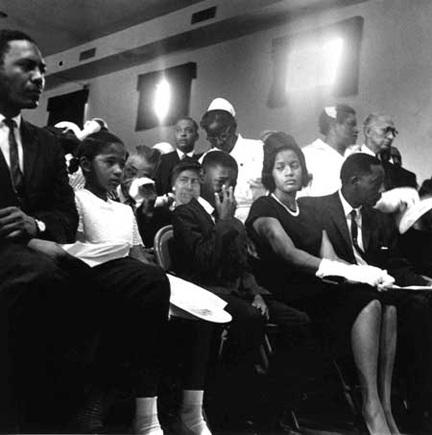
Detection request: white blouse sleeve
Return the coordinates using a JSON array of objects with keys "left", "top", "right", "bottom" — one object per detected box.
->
[
  {"left": 74, "top": 192, "right": 85, "bottom": 241},
  {"left": 131, "top": 211, "right": 145, "bottom": 247}
]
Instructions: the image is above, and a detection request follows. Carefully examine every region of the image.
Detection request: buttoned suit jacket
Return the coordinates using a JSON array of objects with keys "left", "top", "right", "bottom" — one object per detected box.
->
[
  {"left": 309, "top": 192, "right": 424, "bottom": 285},
  {"left": 0, "top": 120, "right": 78, "bottom": 243}
]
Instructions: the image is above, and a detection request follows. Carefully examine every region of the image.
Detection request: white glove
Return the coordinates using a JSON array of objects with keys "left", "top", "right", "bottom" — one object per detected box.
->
[
  {"left": 128, "top": 177, "right": 156, "bottom": 208},
  {"left": 375, "top": 187, "right": 419, "bottom": 213},
  {"left": 316, "top": 259, "right": 395, "bottom": 289}
]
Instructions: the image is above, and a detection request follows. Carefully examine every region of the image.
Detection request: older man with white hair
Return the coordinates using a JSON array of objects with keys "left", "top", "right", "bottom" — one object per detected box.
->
[{"left": 348, "top": 113, "right": 417, "bottom": 190}]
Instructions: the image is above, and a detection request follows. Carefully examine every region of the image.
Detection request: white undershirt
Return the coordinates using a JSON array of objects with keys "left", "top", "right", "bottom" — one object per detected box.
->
[{"left": 0, "top": 113, "right": 24, "bottom": 171}]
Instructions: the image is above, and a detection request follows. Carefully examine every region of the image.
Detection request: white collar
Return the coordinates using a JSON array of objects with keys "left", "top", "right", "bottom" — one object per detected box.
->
[
  {"left": 309, "top": 138, "right": 345, "bottom": 158},
  {"left": 197, "top": 196, "right": 215, "bottom": 216},
  {"left": 338, "top": 190, "right": 362, "bottom": 218},
  {"left": 359, "top": 144, "right": 375, "bottom": 156},
  {"left": 176, "top": 149, "right": 195, "bottom": 160},
  {"left": 0, "top": 113, "right": 22, "bottom": 128}
]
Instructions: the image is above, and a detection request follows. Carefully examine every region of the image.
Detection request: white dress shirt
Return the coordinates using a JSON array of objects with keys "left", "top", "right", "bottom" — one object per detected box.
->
[
  {"left": 176, "top": 149, "right": 196, "bottom": 160},
  {"left": 345, "top": 143, "right": 375, "bottom": 157},
  {"left": 197, "top": 196, "right": 216, "bottom": 223},
  {"left": 338, "top": 190, "right": 368, "bottom": 265},
  {"left": 299, "top": 138, "right": 345, "bottom": 197},
  {"left": 0, "top": 113, "right": 24, "bottom": 171}
]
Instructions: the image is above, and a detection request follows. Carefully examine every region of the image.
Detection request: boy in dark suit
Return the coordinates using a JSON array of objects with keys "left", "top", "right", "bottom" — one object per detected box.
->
[{"left": 173, "top": 150, "right": 309, "bottom": 429}]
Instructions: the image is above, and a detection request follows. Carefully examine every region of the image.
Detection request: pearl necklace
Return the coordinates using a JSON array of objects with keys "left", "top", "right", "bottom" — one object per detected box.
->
[{"left": 271, "top": 193, "right": 300, "bottom": 217}]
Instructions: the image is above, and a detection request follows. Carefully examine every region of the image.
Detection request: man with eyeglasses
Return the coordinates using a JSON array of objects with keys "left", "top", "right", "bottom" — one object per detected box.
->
[
  {"left": 348, "top": 113, "right": 417, "bottom": 189},
  {"left": 200, "top": 98, "right": 266, "bottom": 222}
]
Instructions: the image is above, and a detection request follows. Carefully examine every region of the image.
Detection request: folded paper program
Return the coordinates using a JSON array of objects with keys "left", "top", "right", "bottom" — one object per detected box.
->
[
  {"left": 398, "top": 197, "right": 432, "bottom": 234},
  {"left": 62, "top": 241, "right": 130, "bottom": 267},
  {"left": 167, "top": 274, "right": 232, "bottom": 323}
]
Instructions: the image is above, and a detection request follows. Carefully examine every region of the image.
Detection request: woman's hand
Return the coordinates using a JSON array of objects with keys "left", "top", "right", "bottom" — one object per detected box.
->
[{"left": 252, "top": 294, "right": 269, "bottom": 320}]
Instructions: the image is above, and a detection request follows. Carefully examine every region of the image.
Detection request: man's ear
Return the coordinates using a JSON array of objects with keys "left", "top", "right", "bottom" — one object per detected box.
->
[
  {"left": 80, "top": 156, "right": 92, "bottom": 174},
  {"left": 349, "top": 175, "right": 360, "bottom": 186}
]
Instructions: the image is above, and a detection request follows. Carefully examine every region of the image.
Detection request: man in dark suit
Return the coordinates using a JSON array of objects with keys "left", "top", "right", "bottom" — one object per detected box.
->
[
  {"left": 155, "top": 116, "right": 201, "bottom": 195},
  {"left": 0, "top": 30, "right": 88, "bottom": 429},
  {"left": 312, "top": 153, "right": 432, "bottom": 432}
]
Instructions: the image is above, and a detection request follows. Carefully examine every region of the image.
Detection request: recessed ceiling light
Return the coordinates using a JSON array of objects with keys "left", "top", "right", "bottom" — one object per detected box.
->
[{"left": 0, "top": 11, "right": 8, "bottom": 19}]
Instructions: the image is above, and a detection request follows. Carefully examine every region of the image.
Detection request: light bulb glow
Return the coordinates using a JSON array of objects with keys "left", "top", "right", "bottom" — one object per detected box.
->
[
  {"left": 285, "top": 36, "right": 344, "bottom": 92},
  {"left": 153, "top": 78, "right": 171, "bottom": 122}
]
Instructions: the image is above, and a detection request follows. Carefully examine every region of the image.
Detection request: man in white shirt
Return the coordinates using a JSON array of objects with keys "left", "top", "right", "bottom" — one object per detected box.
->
[
  {"left": 200, "top": 97, "right": 265, "bottom": 222},
  {"left": 300, "top": 104, "right": 358, "bottom": 197}
]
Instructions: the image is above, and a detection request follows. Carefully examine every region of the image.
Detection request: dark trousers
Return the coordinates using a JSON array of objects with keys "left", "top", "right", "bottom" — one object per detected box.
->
[
  {"left": 391, "top": 290, "right": 432, "bottom": 414},
  {"left": 0, "top": 241, "right": 97, "bottom": 429},
  {"left": 165, "top": 319, "right": 214, "bottom": 390},
  {"left": 91, "top": 257, "right": 170, "bottom": 397}
]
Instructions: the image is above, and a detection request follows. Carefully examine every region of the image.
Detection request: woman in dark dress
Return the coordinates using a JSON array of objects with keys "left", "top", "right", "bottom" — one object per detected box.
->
[{"left": 245, "top": 132, "right": 399, "bottom": 435}]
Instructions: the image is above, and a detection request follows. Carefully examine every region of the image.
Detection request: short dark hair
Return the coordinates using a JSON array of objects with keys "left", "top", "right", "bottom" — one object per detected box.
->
[
  {"left": 340, "top": 153, "right": 381, "bottom": 185},
  {"left": 171, "top": 159, "right": 201, "bottom": 184},
  {"left": 261, "top": 132, "right": 310, "bottom": 192},
  {"left": 0, "top": 29, "right": 36, "bottom": 64},
  {"left": 77, "top": 130, "right": 125, "bottom": 161},
  {"left": 202, "top": 150, "right": 238, "bottom": 179},
  {"left": 135, "top": 144, "right": 161, "bottom": 167},
  {"left": 318, "top": 104, "right": 356, "bottom": 135},
  {"left": 200, "top": 110, "right": 236, "bottom": 132},
  {"left": 419, "top": 178, "right": 432, "bottom": 198},
  {"left": 175, "top": 116, "right": 199, "bottom": 132}
]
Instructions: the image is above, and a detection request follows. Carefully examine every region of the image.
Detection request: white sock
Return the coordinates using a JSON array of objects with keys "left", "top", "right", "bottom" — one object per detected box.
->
[
  {"left": 134, "top": 397, "right": 163, "bottom": 435},
  {"left": 180, "top": 390, "right": 212, "bottom": 435}
]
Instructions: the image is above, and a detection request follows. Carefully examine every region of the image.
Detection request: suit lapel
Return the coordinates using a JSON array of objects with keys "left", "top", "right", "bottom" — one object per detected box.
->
[
  {"left": 326, "top": 193, "right": 355, "bottom": 262},
  {"left": 193, "top": 198, "right": 215, "bottom": 227},
  {"left": 0, "top": 149, "right": 19, "bottom": 207}
]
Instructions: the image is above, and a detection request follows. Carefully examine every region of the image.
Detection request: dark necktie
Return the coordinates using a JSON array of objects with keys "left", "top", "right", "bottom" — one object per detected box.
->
[
  {"left": 349, "top": 209, "right": 367, "bottom": 262},
  {"left": 4, "top": 118, "right": 24, "bottom": 195}
]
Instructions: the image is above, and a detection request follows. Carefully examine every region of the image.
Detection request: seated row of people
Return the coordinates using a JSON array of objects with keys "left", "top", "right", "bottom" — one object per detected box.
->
[
  {"left": 2, "top": 28, "right": 432, "bottom": 435},
  {"left": 114, "top": 128, "right": 432, "bottom": 434}
]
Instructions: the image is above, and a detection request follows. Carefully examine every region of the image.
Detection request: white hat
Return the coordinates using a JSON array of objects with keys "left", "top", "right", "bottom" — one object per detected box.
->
[
  {"left": 206, "top": 97, "right": 236, "bottom": 117},
  {"left": 54, "top": 121, "right": 82, "bottom": 137},
  {"left": 398, "top": 197, "right": 432, "bottom": 234},
  {"left": 152, "top": 142, "right": 175, "bottom": 155}
]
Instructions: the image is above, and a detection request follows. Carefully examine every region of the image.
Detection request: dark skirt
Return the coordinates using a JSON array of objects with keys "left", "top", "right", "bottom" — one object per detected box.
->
[{"left": 273, "top": 275, "right": 393, "bottom": 355}]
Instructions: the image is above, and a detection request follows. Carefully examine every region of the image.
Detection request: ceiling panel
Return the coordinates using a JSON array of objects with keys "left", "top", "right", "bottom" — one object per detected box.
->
[{"left": 0, "top": 0, "right": 203, "bottom": 55}]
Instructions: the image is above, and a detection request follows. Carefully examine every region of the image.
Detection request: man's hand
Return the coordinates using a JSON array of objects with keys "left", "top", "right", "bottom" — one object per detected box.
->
[
  {"left": 0, "top": 207, "right": 37, "bottom": 240},
  {"left": 214, "top": 185, "right": 236, "bottom": 220},
  {"left": 252, "top": 294, "right": 269, "bottom": 320},
  {"left": 27, "top": 238, "right": 69, "bottom": 261}
]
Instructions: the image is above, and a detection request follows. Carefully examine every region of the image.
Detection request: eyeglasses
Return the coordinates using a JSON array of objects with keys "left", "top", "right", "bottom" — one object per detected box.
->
[
  {"left": 379, "top": 126, "right": 399, "bottom": 137},
  {"left": 206, "top": 126, "right": 231, "bottom": 142}
]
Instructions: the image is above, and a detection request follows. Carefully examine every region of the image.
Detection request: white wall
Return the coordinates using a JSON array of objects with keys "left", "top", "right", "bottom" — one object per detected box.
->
[{"left": 25, "top": 0, "right": 432, "bottom": 183}]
